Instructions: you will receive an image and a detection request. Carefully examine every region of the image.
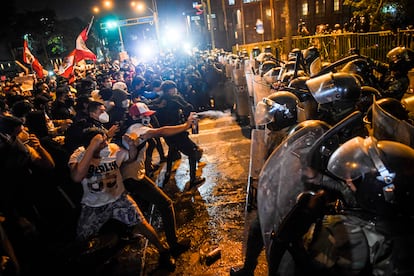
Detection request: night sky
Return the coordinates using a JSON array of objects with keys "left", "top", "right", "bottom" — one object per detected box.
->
[{"left": 15, "top": 0, "right": 194, "bottom": 22}]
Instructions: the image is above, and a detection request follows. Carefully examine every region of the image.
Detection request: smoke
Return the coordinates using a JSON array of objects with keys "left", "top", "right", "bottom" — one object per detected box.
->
[{"left": 196, "top": 110, "right": 230, "bottom": 119}]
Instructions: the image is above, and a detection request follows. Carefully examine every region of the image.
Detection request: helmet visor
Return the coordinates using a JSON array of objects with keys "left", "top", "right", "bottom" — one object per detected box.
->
[
  {"left": 306, "top": 72, "right": 339, "bottom": 104},
  {"left": 327, "top": 136, "right": 375, "bottom": 180},
  {"left": 254, "top": 100, "right": 275, "bottom": 125}
]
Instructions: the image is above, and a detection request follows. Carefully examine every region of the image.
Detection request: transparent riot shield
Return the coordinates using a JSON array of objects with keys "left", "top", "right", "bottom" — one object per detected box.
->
[
  {"left": 372, "top": 98, "right": 414, "bottom": 148},
  {"left": 258, "top": 120, "right": 329, "bottom": 257}
]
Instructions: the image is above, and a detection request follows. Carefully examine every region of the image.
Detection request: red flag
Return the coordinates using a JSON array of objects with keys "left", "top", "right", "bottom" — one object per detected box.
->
[
  {"left": 75, "top": 18, "right": 97, "bottom": 62},
  {"left": 23, "top": 39, "right": 45, "bottom": 78},
  {"left": 58, "top": 49, "right": 76, "bottom": 79}
]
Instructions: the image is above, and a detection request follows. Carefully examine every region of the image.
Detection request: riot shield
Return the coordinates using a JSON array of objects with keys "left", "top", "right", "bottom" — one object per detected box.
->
[
  {"left": 258, "top": 111, "right": 364, "bottom": 273},
  {"left": 372, "top": 98, "right": 414, "bottom": 148},
  {"left": 257, "top": 120, "right": 329, "bottom": 257}
]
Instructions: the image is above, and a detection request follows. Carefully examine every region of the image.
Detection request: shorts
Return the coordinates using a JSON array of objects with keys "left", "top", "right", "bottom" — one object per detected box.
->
[{"left": 76, "top": 192, "right": 145, "bottom": 241}]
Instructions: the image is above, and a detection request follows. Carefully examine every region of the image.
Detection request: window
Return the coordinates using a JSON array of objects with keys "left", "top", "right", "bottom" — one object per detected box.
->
[
  {"left": 237, "top": 9, "right": 242, "bottom": 28},
  {"left": 316, "top": 0, "right": 326, "bottom": 15},
  {"left": 334, "top": 0, "right": 340, "bottom": 11},
  {"left": 302, "top": 1, "right": 309, "bottom": 16},
  {"left": 228, "top": 0, "right": 235, "bottom": 5}
]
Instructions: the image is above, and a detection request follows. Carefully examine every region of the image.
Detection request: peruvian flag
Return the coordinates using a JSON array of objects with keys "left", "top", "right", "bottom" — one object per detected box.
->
[
  {"left": 23, "top": 38, "right": 45, "bottom": 78},
  {"left": 75, "top": 17, "right": 97, "bottom": 63},
  {"left": 58, "top": 49, "right": 76, "bottom": 80}
]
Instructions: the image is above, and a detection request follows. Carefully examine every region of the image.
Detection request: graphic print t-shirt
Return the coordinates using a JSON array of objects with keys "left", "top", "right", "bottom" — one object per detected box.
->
[{"left": 69, "top": 143, "right": 129, "bottom": 207}]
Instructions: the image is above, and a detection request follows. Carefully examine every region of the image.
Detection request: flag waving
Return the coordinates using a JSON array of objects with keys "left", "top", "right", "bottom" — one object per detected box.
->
[
  {"left": 75, "top": 17, "right": 97, "bottom": 62},
  {"left": 23, "top": 38, "right": 45, "bottom": 78},
  {"left": 58, "top": 49, "right": 76, "bottom": 79}
]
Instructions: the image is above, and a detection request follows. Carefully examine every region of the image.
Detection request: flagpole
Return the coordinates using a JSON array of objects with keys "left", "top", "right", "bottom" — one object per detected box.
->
[{"left": 87, "top": 16, "right": 94, "bottom": 36}]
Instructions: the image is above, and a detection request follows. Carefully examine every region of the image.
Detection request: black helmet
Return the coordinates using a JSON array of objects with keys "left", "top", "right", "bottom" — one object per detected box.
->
[
  {"left": 327, "top": 136, "right": 414, "bottom": 217},
  {"left": 255, "top": 91, "right": 300, "bottom": 131},
  {"left": 386, "top": 46, "right": 413, "bottom": 73},
  {"left": 259, "top": 60, "right": 277, "bottom": 77},
  {"left": 341, "top": 59, "right": 375, "bottom": 86},
  {"left": 302, "top": 46, "right": 321, "bottom": 76},
  {"left": 306, "top": 72, "right": 361, "bottom": 104}
]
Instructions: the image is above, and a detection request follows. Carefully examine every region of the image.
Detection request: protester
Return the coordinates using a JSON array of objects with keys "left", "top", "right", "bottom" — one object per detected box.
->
[
  {"left": 121, "top": 103, "right": 197, "bottom": 258},
  {"left": 68, "top": 127, "right": 176, "bottom": 271},
  {"left": 64, "top": 100, "right": 119, "bottom": 154},
  {"left": 156, "top": 80, "right": 205, "bottom": 188}
]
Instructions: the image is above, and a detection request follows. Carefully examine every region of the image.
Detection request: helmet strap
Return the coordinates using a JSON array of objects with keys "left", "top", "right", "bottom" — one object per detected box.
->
[{"left": 366, "top": 137, "right": 396, "bottom": 203}]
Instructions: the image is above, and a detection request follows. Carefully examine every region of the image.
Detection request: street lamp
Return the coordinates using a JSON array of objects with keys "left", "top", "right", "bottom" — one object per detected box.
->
[{"left": 131, "top": 1, "right": 161, "bottom": 50}]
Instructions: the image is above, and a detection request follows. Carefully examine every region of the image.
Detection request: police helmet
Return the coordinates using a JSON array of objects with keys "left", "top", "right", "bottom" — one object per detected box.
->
[
  {"left": 386, "top": 46, "right": 413, "bottom": 73},
  {"left": 259, "top": 60, "right": 277, "bottom": 77},
  {"left": 302, "top": 46, "right": 321, "bottom": 76},
  {"left": 327, "top": 136, "right": 414, "bottom": 217},
  {"left": 306, "top": 72, "right": 361, "bottom": 104},
  {"left": 255, "top": 91, "right": 300, "bottom": 131}
]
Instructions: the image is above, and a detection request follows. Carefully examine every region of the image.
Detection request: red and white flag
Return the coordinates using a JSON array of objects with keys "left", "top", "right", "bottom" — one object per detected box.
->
[
  {"left": 58, "top": 49, "right": 76, "bottom": 79},
  {"left": 23, "top": 38, "right": 45, "bottom": 78},
  {"left": 75, "top": 17, "right": 97, "bottom": 63}
]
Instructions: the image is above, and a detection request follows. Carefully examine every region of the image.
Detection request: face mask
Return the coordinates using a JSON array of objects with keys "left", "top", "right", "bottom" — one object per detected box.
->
[
  {"left": 98, "top": 111, "right": 110, "bottom": 123},
  {"left": 64, "top": 98, "right": 75, "bottom": 108},
  {"left": 121, "top": 99, "right": 130, "bottom": 109},
  {"left": 141, "top": 116, "right": 151, "bottom": 126}
]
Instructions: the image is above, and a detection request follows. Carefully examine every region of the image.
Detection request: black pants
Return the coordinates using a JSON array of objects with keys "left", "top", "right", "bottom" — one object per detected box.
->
[
  {"left": 163, "top": 132, "right": 201, "bottom": 182},
  {"left": 124, "top": 176, "right": 179, "bottom": 247}
]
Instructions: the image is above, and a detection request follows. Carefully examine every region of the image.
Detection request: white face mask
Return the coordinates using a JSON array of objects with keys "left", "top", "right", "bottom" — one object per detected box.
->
[
  {"left": 98, "top": 111, "right": 110, "bottom": 123},
  {"left": 121, "top": 99, "right": 130, "bottom": 109},
  {"left": 141, "top": 116, "right": 151, "bottom": 126}
]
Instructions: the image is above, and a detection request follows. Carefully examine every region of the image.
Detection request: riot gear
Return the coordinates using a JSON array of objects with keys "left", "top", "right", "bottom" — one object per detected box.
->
[
  {"left": 341, "top": 58, "right": 378, "bottom": 87},
  {"left": 302, "top": 46, "right": 321, "bottom": 76},
  {"left": 327, "top": 136, "right": 414, "bottom": 217},
  {"left": 306, "top": 72, "right": 361, "bottom": 104},
  {"left": 254, "top": 91, "right": 301, "bottom": 131},
  {"left": 259, "top": 60, "right": 277, "bottom": 77},
  {"left": 386, "top": 46, "right": 414, "bottom": 73},
  {"left": 364, "top": 97, "right": 414, "bottom": 147}
]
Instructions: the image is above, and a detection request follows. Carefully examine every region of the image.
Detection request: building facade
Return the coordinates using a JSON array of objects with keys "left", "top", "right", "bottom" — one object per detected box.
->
[{"left": 201, "top": 0, "right": 352, "bottom": 50}]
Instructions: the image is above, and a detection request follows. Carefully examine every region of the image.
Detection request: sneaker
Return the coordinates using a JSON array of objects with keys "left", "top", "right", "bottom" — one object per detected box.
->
[
  {"left": 170, "top": 238, "right": 191, "bottom": 258},
  {"left": 158, "top": 251, "right": 176, "bottom": 272},
  {"left": 189, "top": 177, "right": 206, "bottom": 189},
  {"left": 229, "top": 266, "right": 254, "bottom": 276}
]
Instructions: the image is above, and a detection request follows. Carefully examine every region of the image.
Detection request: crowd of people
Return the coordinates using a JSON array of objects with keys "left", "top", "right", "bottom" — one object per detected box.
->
[
  {"left": 0, "top": 49, "right": 235, "bottom": 274},
  {"left": 297, "top": 14, "right": 371, "bottom": 37}
]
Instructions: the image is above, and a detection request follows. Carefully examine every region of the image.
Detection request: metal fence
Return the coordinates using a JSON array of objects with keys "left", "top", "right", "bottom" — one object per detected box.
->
[{"left": 234, "top": 29, "right": 414, "bottom": 64}]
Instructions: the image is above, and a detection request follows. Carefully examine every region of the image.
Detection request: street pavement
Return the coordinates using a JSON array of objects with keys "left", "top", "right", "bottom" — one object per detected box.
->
[{"left": 141, "top": 109, "right": 268, "bottom": 275}]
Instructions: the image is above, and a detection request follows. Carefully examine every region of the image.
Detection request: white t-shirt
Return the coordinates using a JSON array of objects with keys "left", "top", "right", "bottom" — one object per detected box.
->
[
  {"left": 121, "top": 123, "right": 151, "bottom": 181},
  {"left": 69, "top": 143, "right": 129, "bottom": 207}
]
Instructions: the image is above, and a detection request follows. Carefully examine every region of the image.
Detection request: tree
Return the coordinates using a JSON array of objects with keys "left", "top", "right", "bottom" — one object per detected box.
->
[{"left": 344, "top": 0, "right": 413, "bottom": 31}]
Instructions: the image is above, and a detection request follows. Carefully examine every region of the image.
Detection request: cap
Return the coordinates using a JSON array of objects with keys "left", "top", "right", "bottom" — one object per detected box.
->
[
  {"left": 0, "top": 114, "right": 24, "bottom": 134},
  {"left": 160, "top": 80, "right": 177, "bottom": 93},
  {"left": 129, "top": 102, "right": 156, "bottom": 117},
  {"left": 112, "top": 81, "right": 128, "bottom": 92}
]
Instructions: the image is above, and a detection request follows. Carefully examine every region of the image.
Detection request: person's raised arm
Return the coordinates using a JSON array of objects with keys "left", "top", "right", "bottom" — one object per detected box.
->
[
  {"left": 141, "top": 112, "right": 197, "bottom": 140},
  {"left": 70, "top": 134, "right": 104, "bottom": 183}
]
